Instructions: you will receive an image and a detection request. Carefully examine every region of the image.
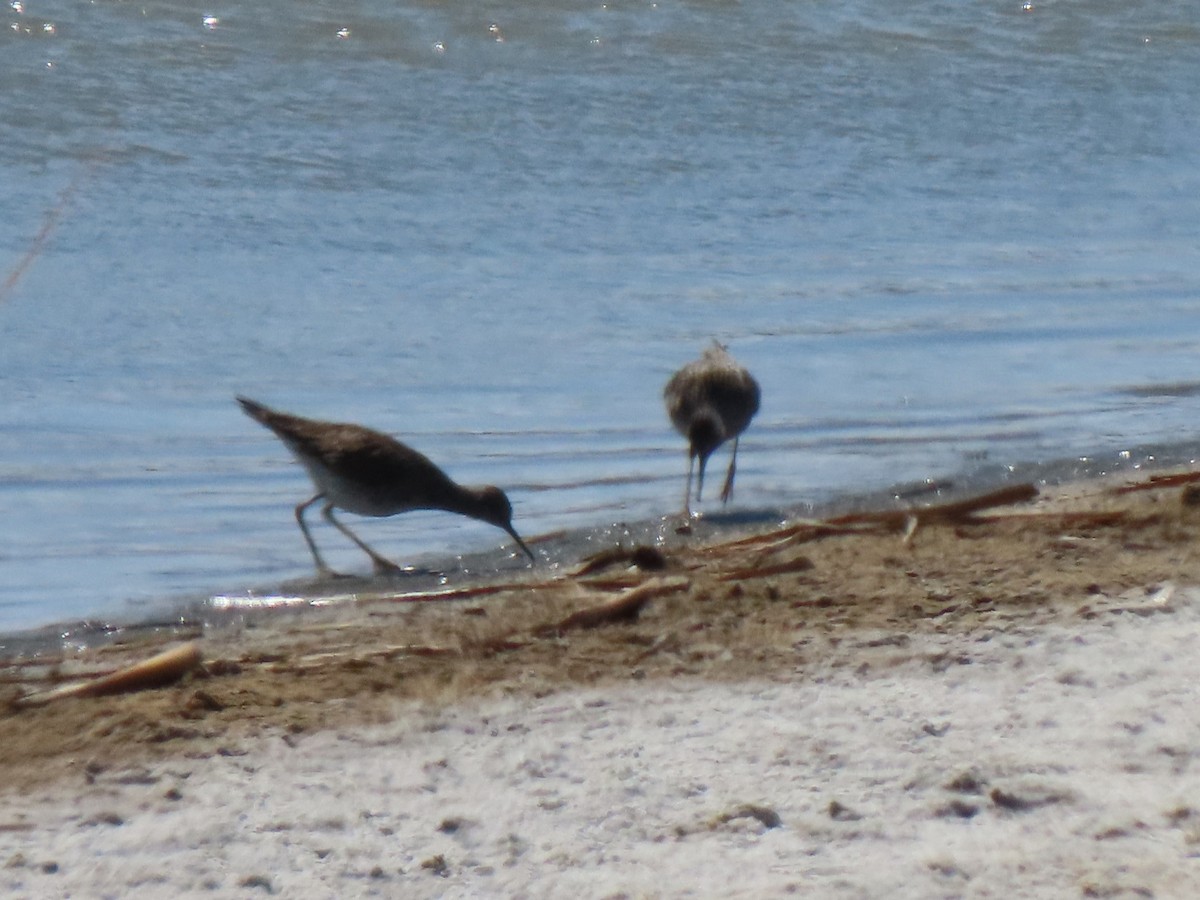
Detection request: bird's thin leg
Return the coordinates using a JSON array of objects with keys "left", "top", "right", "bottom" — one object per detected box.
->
[
  {"left": 695, "top": 452, "right": 709, "bottom": 505},
  {"left": 719, "top": 437, "right": 740, "bottom": 504},
  {"left": 323, "top": 504, "right": 405, "bottom": 575},
  {"left": 682, "top": 453, "right": 695, "bottom": 516},
  {"left": 295, "top": 493, "right": 342, "bottom": 578}
]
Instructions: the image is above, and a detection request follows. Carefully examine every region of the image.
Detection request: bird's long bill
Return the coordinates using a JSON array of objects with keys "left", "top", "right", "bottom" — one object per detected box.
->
[
  {"left": 695, "top": 454, "right": 709, "bottom": 502},
  {"left": 506, "top": 525, "right": 536, "bottom": 564}
]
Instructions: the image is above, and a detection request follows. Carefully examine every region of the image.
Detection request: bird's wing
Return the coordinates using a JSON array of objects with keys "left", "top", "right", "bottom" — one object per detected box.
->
[{"left": 294, "top": 422, "right": 448, "bottom": 487}]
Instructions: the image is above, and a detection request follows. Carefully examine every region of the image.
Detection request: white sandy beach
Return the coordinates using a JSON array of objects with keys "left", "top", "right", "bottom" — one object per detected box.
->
[{"left": 4, "top": 584, "right": 1200, "bottom": 899}]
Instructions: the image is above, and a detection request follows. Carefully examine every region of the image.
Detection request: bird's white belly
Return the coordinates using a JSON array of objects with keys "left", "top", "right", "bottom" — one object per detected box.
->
[{"left": 301, "top": 461, "right": 413, "bottom": 517}]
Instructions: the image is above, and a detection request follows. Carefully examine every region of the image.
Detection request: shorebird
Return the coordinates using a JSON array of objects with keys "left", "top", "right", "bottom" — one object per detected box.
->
[
  {"left": 237, "top": 397, "right": 535, "bottom": 577},
  {"left": 663, "top": 341, "right": 761, "bottom": 515}
]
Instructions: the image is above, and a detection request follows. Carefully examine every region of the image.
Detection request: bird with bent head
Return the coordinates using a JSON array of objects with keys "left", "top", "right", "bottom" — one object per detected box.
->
[{"left": 237, "top": 396, "right": 534, "bottom": 577}]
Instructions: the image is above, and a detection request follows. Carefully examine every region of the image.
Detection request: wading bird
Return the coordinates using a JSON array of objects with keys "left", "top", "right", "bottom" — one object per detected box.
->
[
  {"left": 238, "top": 397, "right": 534, "bottom": 577},
  {"left": 663, "top": 342, "right": 760, "bottom": 515}
]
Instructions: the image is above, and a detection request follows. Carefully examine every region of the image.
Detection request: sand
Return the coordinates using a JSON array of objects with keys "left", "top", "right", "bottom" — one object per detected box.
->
[{"left": 4, "top": 470, "right": 1200, "bottom": 897}]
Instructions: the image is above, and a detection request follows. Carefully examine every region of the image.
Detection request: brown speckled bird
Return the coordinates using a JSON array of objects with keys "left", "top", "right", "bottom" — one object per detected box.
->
[
  {"left": 663, "top": 341, "right": 760, "bottom": 515},
  {"left": 238, "top": 397, "right": 534, "bottom": 577}
]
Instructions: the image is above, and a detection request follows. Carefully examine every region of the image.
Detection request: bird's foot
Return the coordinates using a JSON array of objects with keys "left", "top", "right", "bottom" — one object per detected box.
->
[
  {"left": 316, "top": 566, "right": 354, "bottom": 581},
  {"left": 372, "top": 558, "right": 409, "bottom": 577},
  {"left": 371, "top": 558, "right": 444, "bottom": 578},
  {"left": 673, "top": 507, "right": 698, "bottom": 535}
]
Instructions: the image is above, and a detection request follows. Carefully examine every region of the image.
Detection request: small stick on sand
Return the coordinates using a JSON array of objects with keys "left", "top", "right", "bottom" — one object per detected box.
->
[
  {"left": 14, "top": 642, "right": 202, "bottom": 708},
  {"left": 979, "top": 510, "right": 1131, "bottom": 527},
  {"left": 372, "top": 579, "right": 563, "bottom": 605},
  {"left": 716, "top": 557, "right": 815, "bottom": 582},
  {"left": 1111, "top": 471, "right": 1200, "bottom": 494},
  {"left": 704, "top": 521, "right": 874, "bottom": 555},
  {"left": 827, "top": 483, "right": 1039, "bottom": 531},
  {"left": 536, "top": 577, "right": 689, "bottom": 637}
]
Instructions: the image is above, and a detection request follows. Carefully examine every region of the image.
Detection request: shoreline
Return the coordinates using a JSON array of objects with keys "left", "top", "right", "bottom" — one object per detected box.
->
[
  {"left": 4, "top": 466, "right": 1200, "bottom": 784},
  {"left": 0, "top": 438, "right": 1179, "bottom": 658},
  {"left": 4, "top": 467, "right": 1200, "bottom": 893}
]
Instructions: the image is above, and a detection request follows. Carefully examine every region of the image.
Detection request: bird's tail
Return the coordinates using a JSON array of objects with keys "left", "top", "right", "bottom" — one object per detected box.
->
[{"left": 236, "top": 396, "right": 274, "bottom": 427}]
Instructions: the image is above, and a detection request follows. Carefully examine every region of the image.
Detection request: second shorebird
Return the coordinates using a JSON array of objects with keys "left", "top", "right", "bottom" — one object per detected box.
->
[
  {"left": 663, "top": 341, "right": 761, "bottom": 515},
  {"left": 238, "top": 397, "right": 535, "bottom": 577}
]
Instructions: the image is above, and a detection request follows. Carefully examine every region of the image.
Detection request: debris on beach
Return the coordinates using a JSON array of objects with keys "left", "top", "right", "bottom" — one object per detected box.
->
[
  {"left": 570, "top": 544, "right": 669, "bottom": 577},
  {"left": 535, "top": 577, "right": 690, "bottom": 636},
  {"left": 3, "top": 469, "right": 1200, "bottom": 797},
  {"left": 13, "top": 642, "right": 202, "bottom": 708}
]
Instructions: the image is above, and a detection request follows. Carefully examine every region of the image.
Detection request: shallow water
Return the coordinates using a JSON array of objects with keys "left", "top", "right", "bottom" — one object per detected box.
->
[{"left": 3, "top": 0, "right": 1200, "bottom": 636}]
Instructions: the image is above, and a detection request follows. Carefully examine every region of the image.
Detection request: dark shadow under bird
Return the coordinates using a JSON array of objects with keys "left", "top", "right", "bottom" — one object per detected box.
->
[
  {"left": 237, "top": 396, "right": 534, "bottom": 578},
  {"left": 663, "top": 341, "right": 761, "bottom": 516}
]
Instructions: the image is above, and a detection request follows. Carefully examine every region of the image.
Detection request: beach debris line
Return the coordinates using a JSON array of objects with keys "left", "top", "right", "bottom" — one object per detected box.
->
[
  {"left": 13, "top": 642, "right": 203, "bottom": 708},
  {"left": 716, "top": 556, "right": 815, "bottom": 583},
  {"left": 8, "top": 477, "right": 1179, "bottom": 710},
  {"left": 825, "top": 483, "right": 1040, "bottom": 532},
  {"left": 696, "top": 484, "right": 1042, "bottom": 559},
  {"left": 1110, "top": 470, "right": 1200, "bottom": 495},
  {"left": 332, "top": 483, "right": 1054, "bottom": 655}
]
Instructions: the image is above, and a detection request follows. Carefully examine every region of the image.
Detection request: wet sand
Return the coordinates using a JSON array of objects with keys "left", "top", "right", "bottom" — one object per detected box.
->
[{"left": 4, "top": 470, "right": 1200, "bottom": 896}]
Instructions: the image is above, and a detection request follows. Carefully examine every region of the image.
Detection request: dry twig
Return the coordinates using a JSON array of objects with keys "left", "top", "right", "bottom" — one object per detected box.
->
[
  {"left": 828, "top": 483, "right": 1039, "bottom": 531},
  {"left": 15, "top": 642, "right": 202, "bottom": 708},
  {"left": 1111, "top": 471, "right": 1200, "bottom": 494},
  {"left": 535, "top": 578, "right": 689, "bottom": 637},
  {"left": 716, "top": 557, "right": 815, "bottom": 582}
]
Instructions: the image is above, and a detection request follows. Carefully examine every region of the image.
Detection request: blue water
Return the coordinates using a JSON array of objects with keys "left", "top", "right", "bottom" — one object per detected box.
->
[{"left": 3, "top": 0, "right": 1200, "bottom": 636}]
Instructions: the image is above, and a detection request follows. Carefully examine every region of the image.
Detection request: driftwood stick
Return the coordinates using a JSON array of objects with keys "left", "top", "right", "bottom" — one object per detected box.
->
[
  {"left": 827, "top": 483, "right": 1039, "bottom": 531},
  {"left": 705, "top": 521, "right": 874, "bottom": 555},
  {"left": 975, "top": 510, "right": 1132, "bottom": 528},
  {"left": 704, "top": 524, "right": 818, "bottom": 551},
  {"left": 371, "top": 579, "right": 562, "bottom": 605},
  {"left": 716, "top": 557, "right": 815, "bottom": 582},
  {"left": 15, "top": 642, "right": 202, "bottom": 708},
  {"left": 536, "top": 577, "right": 689, "bottom": 637},
  {"left": 706, "top": 485, "right": 1037, "bottom": 554},
  {"left": 1111, "top": 471, "right": 1200, "bottom": 494}
]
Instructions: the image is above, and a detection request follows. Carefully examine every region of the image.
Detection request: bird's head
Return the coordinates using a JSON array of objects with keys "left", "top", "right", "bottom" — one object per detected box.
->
[
  {"left": 474, "top": 485, "right": 515, "bottom": 528},
  {"left": 474, "top": 485, "right": 536, "bottom": 563},
  {"left": 687, "top": 413, "right": 725, "bottom": 462}
]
